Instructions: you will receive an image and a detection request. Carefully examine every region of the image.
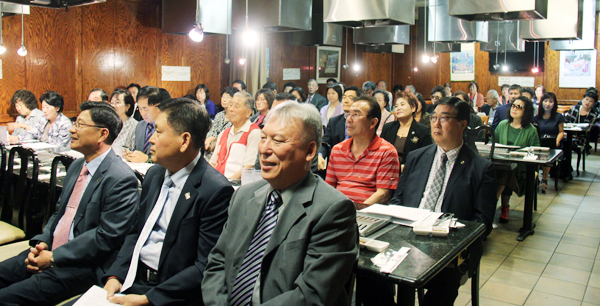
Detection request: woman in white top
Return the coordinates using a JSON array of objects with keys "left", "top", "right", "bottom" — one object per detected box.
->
[
  {"left": 374, "top": 89, "right": 396, "bottom": 135},
  {"left": 39, "top": 91, "right": 72, "bottom": 147},
  {"left": 320, "top": 84, "right": 344, "bottom": 127},
  {"left": 110, "top": 89, "right": 138, "bottom": 151}
]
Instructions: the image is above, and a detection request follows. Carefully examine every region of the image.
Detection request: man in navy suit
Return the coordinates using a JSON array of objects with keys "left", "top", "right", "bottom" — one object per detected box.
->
[
  {"left": 306, "top": 79, "right": 328, "bottom": 111},
  {"left": 100, "top": 98, "right": 233, "bottom": 306},
  {"left": 0, "top": 102, "right": 140, "bottom": 304}
]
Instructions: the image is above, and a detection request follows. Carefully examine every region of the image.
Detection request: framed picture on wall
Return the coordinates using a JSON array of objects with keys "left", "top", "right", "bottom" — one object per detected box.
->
[
  {"left": 450, "top": 43, "right": 475, "bottom": 82},
  {"left": 559, "top": 50, "right": 597, "bottom": 88},
  {"left": 316, "top": 46, "right": 341, "bottom": 84}
]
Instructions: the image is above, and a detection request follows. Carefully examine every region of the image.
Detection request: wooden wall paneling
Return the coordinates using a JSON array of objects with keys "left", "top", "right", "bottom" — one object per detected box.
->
[
  {"left": 73, "top": 6, "right": 84, "bottom": 107},
  {"left": 81, "top": 1, "right": 117, "bottom": 101},
  {"left": 184, "top": 34, "right": 225, "bottom": 101},
  {"left": 157, "top": 33, "right": 184, "bottom": 97},
  {"left": 265, "top": 32, "right": 313, "bottom": 96},
  {"left": 0, "top": 14, "right": 27, "bottom": 117}
]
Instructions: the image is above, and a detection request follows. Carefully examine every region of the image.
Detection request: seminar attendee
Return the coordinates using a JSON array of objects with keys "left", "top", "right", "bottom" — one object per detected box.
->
[
  {"left": 381, "top": 91, "right": 432, "bottom": 172},
  {"left": 205, "top": 86, "right": 238, "bottom": 152},
  {"left": 534, "top": 92, "right": 564, "bottom": 193},
  {"left": 468, "top": 81, "right": 484, "bottom": 110},
  {"left": 374, "top": 89, "right": 395, "bottom": 135},
  {"left": 209, "top": 92, "right": 261, "bottom": 179},
  {"left": 290, "top": 87, "right": 306, "bottom": 102},
  {"left": 532, "top": 85, "right": 546, "bottom": 106},
  {"left": 7, "top": 89, "right": 47, "bottom": 143},
  {"left": 0, "top": 102, "right": 139, "bottom": 304},
  {"left": 282, "top": 82, "right": 296, "bottom": 93},
  {"left": 306, "top": 79, "right": 328, "bottom": 110},
  {"left": 126, "top": 86, "right": 169, "bottom": 163},
  {"left": 566, "top": 90, "right": 599, "bottom": 155},
  {"left": 427, "top": 85, "right": 445, "bottom": 114},
  {"left": 326, "top": 96, "right": 400, "bottom": 207},
  {"left": 110, "top": 89, "right": 138, "bottom": 152},
  {"left": 444, "top": 83, "right": 452, "bottom": 97},
  {"left": 405, "top": 85, "right": 416, "bottom": 94},
  {"left": 99, "top": 99, "right": 233, "bottom": 305},
  {"left": 202, "top": 101, "right": 358, "bottom": 306},
  {"left": 363, "top": 81, "right": 376, "bottom": 97},
  {"left": 88, "top": 88, "right": 108, "bottom": 102},
  {"left": 318, "top": 86, "right": 363, "bottom": 170},
  {"left": 250, "top": 88, "right": 275, "bottom": 127},
  {"left": 326, "top": 78, "right": 337, "bottom": 86},
  {"left": 414, "top": 93, "right": 431, "bottom": 128},
  {"left": 262, "top": 82, "right": 278, "bottom": 95},
  {"left": 320, "top": 84, "right": 344, "bottom": 127},
  {"left": 194, "top": 84, "right": 216, "bottom": 118},
  {"left": 127, "top": 83, "right": 143, "bottom": 121},
  {"left": 523, "top": 87, "right": 538, "bottom": 114},
  {"left": 499, "top": 84, "right": 510, "bottom": 105},
  {"left": 492, "top": 84, "right": 522, "bottom": 130},
  {"left": 387, "top": 97, "right": 496, "bottom": 306},
  {"left": 482, "top": 90, "right": 500, "bottom": 126},
  {"left": 39, "top": 91, "right": 73, "bottom": 147},
  {"left": 232, "top": 79, "right": 246, "bottom": 92}
]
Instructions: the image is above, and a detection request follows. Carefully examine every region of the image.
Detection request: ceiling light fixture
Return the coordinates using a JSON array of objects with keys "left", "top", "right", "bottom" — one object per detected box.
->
[
  {"left": 223, "top": 0, "right": 230, "bottom": 64},
  {"left": 0, "top": 4, "right": 6, "bottom": 55},
  {"left": 188, "top": 0, "right": 204, "bottom": 42},
  {"left": 343, "top": 27, "right": 349, "bottom": 69},
  {"left": 17, "top": 5, "right": 26, "bottom": 57}
]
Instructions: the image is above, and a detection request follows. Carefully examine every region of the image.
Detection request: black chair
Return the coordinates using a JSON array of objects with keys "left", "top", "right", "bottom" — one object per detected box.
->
[
  {"left": 573, "top": 117, "right": 597, "bottom": 176},
  {"left": 465, "top": 125, "right": 496, "bottom": 160},
  {"left": 46, "top": 155, "right": 75, "bottom": 227},
  {"left": 0, "top": 143, "right": 8, "bottom": 219}
]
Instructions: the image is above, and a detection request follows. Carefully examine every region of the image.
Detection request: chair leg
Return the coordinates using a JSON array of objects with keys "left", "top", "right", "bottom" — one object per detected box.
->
[
  {"left": 576, "top": 151, "right": 581, "bottom": 176},
  {"left": 471, "top": 266, "right": 480, "bottom": 306},
  {"left": 417, "top": 288, "right": 425, "bottom": 306},
  {"left": 555, "top": 163, "right": 559, "bottom": 191}
]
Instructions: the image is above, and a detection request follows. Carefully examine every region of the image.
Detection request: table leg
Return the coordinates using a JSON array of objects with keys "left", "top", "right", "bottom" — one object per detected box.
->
[
  {"left": 565, "top": 132, "right": 573, "bottom": 180},
  {"left": 518, "top": 164, "right": 536, "bottom": 241},
  {"left": 471, "top": 265, "right": 479, "bottom": 306}
]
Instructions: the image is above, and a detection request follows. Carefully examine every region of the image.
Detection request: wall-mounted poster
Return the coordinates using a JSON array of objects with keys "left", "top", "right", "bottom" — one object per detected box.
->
[
  {"left": 316, "top": 46, "right": 341, "bottom": 84},
  {"left": 559, "top": 50, "right": 597, "bottom": 88},
  {"left": 450, "top": 43, "right": 475, "bottom": 82}
]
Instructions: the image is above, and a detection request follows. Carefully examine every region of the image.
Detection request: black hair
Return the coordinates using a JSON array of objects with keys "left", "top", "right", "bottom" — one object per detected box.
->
[
  {"left": 537, "top": 92, "right": 558, "bottom": 118},
  {"left": 11, "top": 89, "right": 38, "bottom": 111},
  {"left": 232, "top": 79, "right": 246, "bottom": 90},
  {"left": 584, "top": 90, "right": 599, "bottom": 103},
  {"left": 255, "top": 88, "right": 275, "bottom": 109},
  {"left": 585, "top": 87, "right": 598, "bottom": 94},
  {"left": 430, "top": 85, "right": 445, "bottom": 97},
  {"left": 327, "top": 84, "right": 343, "bottom": 102},
  {"left": 283, "top": 82, "right": 296, "bottom": 91},
  {"left": 373, "top": 89, "right": 390, "bottom": 107},
  {"left": 444, "top": 83, "right": 451, "bottom": 88},
  {"left": 469, "top": 81, "right": 479, "bottom": 92},
  {"left": 194, "top": 84, "right": 210, "bottom": 103},
  {"left": 508, "top": 96, "right": 535, "bottom": 127},
  {"left": 79, "top": 101, "right": 122, "bottom": 144},
  {"left": 274, "top": 92, "right": 298, "bottom": 102},
  {"left": 501, "top": 84, "right": 510, "bottom": 90},
  {"left": 137, "top": 86, "right": 165, "bottom": 106},
  {"left": 157, "top": 98, "right": 211, "bottom": 150},
  {"left": 291, "top": 87, "right": 306, "bottom": 102},
  {"left": 40, "top": 91, "right": 64, "bottom": 113},
  {"left": 345, "top": 85, "right": 363, "bottom": 97},
  {"left": 221, "top": 86, "right": 239, "bottom": 98},
  {"left": 509, "top": 84, "right": 523, "bottom": 94},
  {"left": 110, "top": 89, "right": 135, "bottom": 117},
  {"left": 453, "top": 91, "right": 471, "bottom": 104},
  {"left": 414, "top": 92, "right": 428, "bottom": 114},
  {"left": 326, "top": 78, "right": 337, "bottom": 84},
  {"left": 262, "top": 81, "right": 277, "bottom": 92},
  {"left": 90, "top": 88, "right": 109, "bottom": 102},
  {"left": 433, "top": 97, "right": 471, "bottom": 126},
  {"left": 392, "top": 84, "right": 404, "bottom": 93},
  {"left": 159, "top": 88, "right": 172, "bottom": 101},
  {"left": 126, "top": 83, "right": 141, "bottom": 99},
  {"left": 362, "top": 81, "right": 376, "bottom": 92},
  {"left": 354, "top": 96, "right": 382, "bottom": 131},
  {"left": 523, "top": 87, "right": 535, "bottom": 98}
]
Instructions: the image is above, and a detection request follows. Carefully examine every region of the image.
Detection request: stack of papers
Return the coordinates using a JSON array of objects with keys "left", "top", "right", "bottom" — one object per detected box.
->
[
  {"left": 125, "top": 162, "right": 154, "bottom": 175},
  {"left": 74, "top": 286, "right": 123, "bottom": 305},
  {"left": 360, "top": 204, "right": 442, "bottom": 227}
]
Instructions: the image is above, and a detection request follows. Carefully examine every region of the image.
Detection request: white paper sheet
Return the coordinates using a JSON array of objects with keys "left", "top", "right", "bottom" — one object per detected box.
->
[
  {"left": 22, "top": 142, "right": 59, "bottom": 150},
  {"left": 74, "top": 286, "right": 123, "bottom": 306},
  {"left": 125, "top": 162, "right": 154, "bottom": 175}
]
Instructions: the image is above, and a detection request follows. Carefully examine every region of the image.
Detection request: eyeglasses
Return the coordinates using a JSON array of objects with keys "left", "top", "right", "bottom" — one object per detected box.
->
[
  {"left": 511, "top": 104, "right": 525, "bottom": 110},
  {"left": 345, "top": 112, "right": 365, "bottom": 120},
  {"left": 73, "top": 122, "right": 105, "bottom": 130},
  {"left": 429, "top": 116, "right": 457, "bottom": 123},
  {"left": 109, "top": 101, "right": 124, "bottom": 106}
]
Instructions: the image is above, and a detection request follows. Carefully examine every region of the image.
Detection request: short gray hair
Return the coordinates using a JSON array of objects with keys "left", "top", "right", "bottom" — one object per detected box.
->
[
  {"left": 406, "top": 85, "right": 416, "bottom": 93},
  {"left": 363, "top": 81, "right": 376, "bottom": 92},
  {"left": 487, "top": 89, "right": 499, "bottom": 100},
  {"left": 308, "top": 79, "right": 317, "bottom": 84},
  {"left": 233, "top": 91, "right": 255, "bottom": 110},
  {"left": 264, "top": 101, "right": 322, "bottom": 151}
]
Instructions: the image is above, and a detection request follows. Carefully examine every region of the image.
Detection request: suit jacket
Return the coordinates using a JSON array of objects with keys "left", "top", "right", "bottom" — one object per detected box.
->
[
  {"left": 389, "top": 144, "right": 496, "bottom": 275},
  {"left": 134, "top": 120, "right": 152, "bottom": 154},
  {"left": 380, "top": 120, "right": 432, "bottom": 163},
  {"left": 202, "top": 173, "right": 358, "bottom": 306},
  {"left": 105, "top": 158, "right": 233, "bottom": 306},
  {"left": 481, "top": 104, "right": 493, "bottom": 116},
  {"left": 308, "top": 93, "right": 328, "bottom": 111},
  {"left": 491, "top": 103, "right": 510, "bottom": 130},
  {"left": 319, "top": 113, "right": 346, "bottom": 158},
  {"left": 30, "top": 150, "right": 139, "bottom": 281}
]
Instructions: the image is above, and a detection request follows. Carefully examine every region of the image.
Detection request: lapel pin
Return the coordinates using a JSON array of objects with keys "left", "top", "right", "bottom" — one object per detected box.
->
[
  {"left": 411, "top": 136, "right": 419, "bottom": 144},
  {"left": 461, "top": 161, "right": 465, "bottom": 165},
  {"left": 185, "top": 192, "right": 191, "bottom": 200}
]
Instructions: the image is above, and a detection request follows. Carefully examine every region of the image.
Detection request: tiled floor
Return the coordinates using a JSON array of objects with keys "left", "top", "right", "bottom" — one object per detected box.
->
[{"left": 456, "top": 151, "right": 600, "bottom": 305}]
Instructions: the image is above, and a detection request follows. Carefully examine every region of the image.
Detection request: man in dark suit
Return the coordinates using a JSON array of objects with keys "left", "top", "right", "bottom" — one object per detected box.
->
[
  {"left": 389, "top": 97, "right": 496, "bottom": 306},
  {"left": 491, "top": 84, "right": 522, "bottom": 129},
  {"left": 481, "top": 89, "right": 500, "bottom": 126},
  {"left": 306, "top": 79, "right": 328, "bottom": 111},
  {"left": 0, "top": 102, "right": 140, "bottom": 304},
  {"left": 99, "top": 99, "right": 233, "bottom": 306},
  {"left": 202, "top": 101, "right": 358, "bottom": 306},
  {"left": 126, "top": 86, "right": 170, "bottom": 163},
  {"left": 317, "top": 86, "right": 363, "bottom": 170}
]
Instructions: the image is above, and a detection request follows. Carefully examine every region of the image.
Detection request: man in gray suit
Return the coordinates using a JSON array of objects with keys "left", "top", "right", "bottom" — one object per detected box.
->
[
  {"left": 0, "top": 102, "right": 140, "bottom": 304},
  {"left": 306, "top": 79, "right": 328, "bottom": 111},
  {"left": 202, "top": 101, "right": 358, "bottom": 306}
]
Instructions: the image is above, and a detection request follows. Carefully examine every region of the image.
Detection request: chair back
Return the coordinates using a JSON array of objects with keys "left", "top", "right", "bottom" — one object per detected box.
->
[
  {"left": 480, "top": 115, "right": 489, "bottom": 125},
  {"left": 0, "top": 144, "right": 7, "bottom": 220},
  {"left": 464, "top": 125, "right": 496, "bottom": 160},
  {"left": 46, "top": 155, "right": 75, "bottom": 226}
]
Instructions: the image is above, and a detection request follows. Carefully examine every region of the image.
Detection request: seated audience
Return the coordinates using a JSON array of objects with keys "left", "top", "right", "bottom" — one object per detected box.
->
[
  {"left": 533, "top": 92, "right": 564, "bottom": 193},
  {"left": 232, "top": 79, "right": 246, "bottom": 92},
  {"left": 533, "top": 85, "right": 545, "bottom": 106},
  {"left": 405, "top": 85, "right": 416, "bottom": 94},
  {"left": 250, "top": 88, "right": 275, "bottom": 127},
  {"left": 427, "top": 85, "right": 445, "bottom": 114},
  {"left": 327, "top": 77, "right": 338, "bottom": 86},
  {"left": 373, "top": 89, "right": 395, "bottom": 135},
  {"left": 320, "top": 84, "right": 344, "bottom": 127},
  {"left": 492, "top": 84, "right": 522, "bottom": 129},
  {"left": 110, "top": 89, "right": 138, "bottom": 152},
  {"left": 380, "top": 91, "right": 432, "bottom": 172},
  {"left": 382, "top": 97, "right": 496, "bottom": 306},
  {"left": 414, "top": 93, "right": 431, "bottom": 127},
  {"left": 495, "top": 96, "right": 540, "bottom": 223},
  {"left": 127, "top": 83, "right": 143, "bottom": 121},
  {"left": 209, "top": 92, "right": 261, "bottom": 179},
  {"left": 39, "top": 91, "right": 73, "bottom": 147},
  {"left": 205, "top": 86, "right": 239, "bottom": 152},
  {"left": 195, "top": 84, "right": 216, "bottom": 118},
  {"left": 88, "top": 88, "right": 109, "bottom": 102},
  {"left": 282, "top": 82, "right": 296, "bottom": 93},
  {"left": 7, "top": 89, "right": 47, "bottom": 143},
  {"left": 306, "top": 79, "right": 328, "bottom": 110},
  {"left": 522, "top": 87, "right": 538, "bottom": 114},
  {"left": 499, "top": 84, "right": 510, "bottom": 105},
  {"left": 454, "top": 91, "right": 485, "bottom": 134},
  {"left": 262, "top": 81, "right": 278, "bottom": 94},
  {"left": 202, "top": 101, "right": 358, "bottom": 306},
  {"left": 326, "top": 96, "right": 400, "bottom": 207},
  {"left": 468, "top": 81, "right": 484, "bottom": 110},
  {"left": 444, "top": 82, "right": 452, "bottom": 97},
  {"left": 290, "top": 87, "right": 306, "bottom": 102},
  {"left": 566, "top": 90, "right": 599, "bottom": 155},
  {"left": 363, "top": 81, "right": 376, "bottom": 96},
  {"left": 95, "top": 99, "right": 233, "bottom": 306},
  {"left": 0, "top": 102, "right": 139, "bottom": 304},
  {"left": 318, "top": 86, "right": 363, "bottom": 170},
  {"left": 482, "top": 89, "right": 500, "bottom": 126},
  {"left": 126, "top": 86, "right": 171, "bottom": 163}
]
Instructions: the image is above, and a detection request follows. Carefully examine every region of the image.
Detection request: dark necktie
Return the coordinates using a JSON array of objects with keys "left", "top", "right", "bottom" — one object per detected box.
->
[
  {"left": 229, "top": 190, "right": 282, "bottom": 306},
  {"left": 423, "top": 153, "right": 448, "bottom": 211},
  {"left": 144, "top": 123, "right": 154, "bottom": 153}
]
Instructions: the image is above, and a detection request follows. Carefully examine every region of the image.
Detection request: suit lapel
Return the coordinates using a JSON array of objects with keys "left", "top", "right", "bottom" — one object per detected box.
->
[
  {"left": 336, "top": 115, "right": 346, "bottom": 142},
  {"left": 144, "top": 169, "right": 166, "bottom": 221},
  {"left": 412, "top": 146, "right": 436, "bottom": 204},
  {"left": 443, "top": 146, "right": 469, "bottom": 204},
  {"left": 232, "top": 183, "right": 270, "bottom": 265}
]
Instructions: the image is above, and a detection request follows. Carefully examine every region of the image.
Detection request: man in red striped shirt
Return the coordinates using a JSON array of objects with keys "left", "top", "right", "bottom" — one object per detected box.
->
[{"left": 325, "top": 96, "right": 400, "bottom": 207}]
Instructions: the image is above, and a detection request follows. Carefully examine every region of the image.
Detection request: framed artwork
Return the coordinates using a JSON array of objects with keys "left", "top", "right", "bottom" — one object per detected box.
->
[
  {"left": 316, "top": 46, "right": 341, "bottom": 84},
  {"left": 450, "top": 43, "right": 475, "bottom": 82},
  {"left": 559, "top": 50, "right": 597, "bottom": 88}
]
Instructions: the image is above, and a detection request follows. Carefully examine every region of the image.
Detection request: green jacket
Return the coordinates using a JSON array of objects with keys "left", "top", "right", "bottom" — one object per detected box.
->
[{"left": 495, "top": 120, "right": 540, "bottom": 148}]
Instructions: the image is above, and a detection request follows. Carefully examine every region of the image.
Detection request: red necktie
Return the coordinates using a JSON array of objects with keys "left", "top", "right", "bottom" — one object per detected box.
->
[{"left": 52, "top": 165, "right": 89, "bottom": 250}]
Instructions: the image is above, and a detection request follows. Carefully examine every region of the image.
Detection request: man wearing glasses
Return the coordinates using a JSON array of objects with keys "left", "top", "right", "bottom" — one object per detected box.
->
[
  {"left": 0, "top": 102, "right": 140, "bottom": 304},
  {"left": 385, "top": 97, "right": 496, "bottom": 305},
  {"left": 325, "top": 96, "right": 400, "bottom": 208}
]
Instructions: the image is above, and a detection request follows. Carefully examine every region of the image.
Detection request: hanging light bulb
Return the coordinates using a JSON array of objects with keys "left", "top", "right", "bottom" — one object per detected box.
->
[
  {"left": 352, "top": 63, "right": 360, "bottom": 72},
  {"left": 531, "top": 67, "right": 539, "bottom": 73},
  {"left": 18, "top": 5, "right": 25, "bottom": 56},
  {"left": 431, "top": 54, "right": 439, "bottom": 64},
  {"left": 502, "top": 64, "right": 509, "bottom": 71},
  {"left": 413, "top": 67, "right": 419, "bottom": 72},
  {"left": 243, "top": 29, "right": 257, "bottom": 47},
  {"left": 422, "top": 54, "right": 430, "bottom": 63},
  {"left": 188, "top": 24, "right": 204, "bottom": 42},
  {"left": 0, "top": 4, "right": 5, "bottom": 55},
  {"left": 0, "top": 45, "right": 6, "bottom": 55},
  {"left": 239, "top": 58, "right": 246, "bottom": 65},
  {"left": 17, "top": 45, "right": 27, "bottom": 56}
]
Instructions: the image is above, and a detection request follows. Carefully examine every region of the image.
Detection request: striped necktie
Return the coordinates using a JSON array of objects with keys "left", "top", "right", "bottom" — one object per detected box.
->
[
  {"left": 423, "top": 153, "right": 448, "bottom": 212},
  {"left": 229, "top": 190, "right": 282, "bottom": 306},
  {"left": 144, "top": 123, "right": 154, "bottom": 153}
]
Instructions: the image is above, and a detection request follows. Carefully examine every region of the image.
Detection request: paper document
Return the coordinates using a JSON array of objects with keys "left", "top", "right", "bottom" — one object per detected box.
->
[
  {"left": 360, "top": 204, "right": 442, "bottom": 227},
  {"left": 61, "top": 150, "right": 85, "bottom": 160},
  {"left": 125, "top": 162, "right": 154, "bottom": 175},
  {"left": 74, "top": 286, "right": 123, "bottom": 306},
  {"left": 22, "top": 142, "right": 59, "bottom": 150}
]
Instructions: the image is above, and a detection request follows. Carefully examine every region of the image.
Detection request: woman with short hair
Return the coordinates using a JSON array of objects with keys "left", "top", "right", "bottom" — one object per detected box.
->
[
  {"left": 39, "top": 91, "right": 73, "bottom": 147},
  {"left": 110, "top": 89, "right": 138, "bottom": 151},
  {"left": 8, "top": 89, "right": 48, "bottom": 143}
]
